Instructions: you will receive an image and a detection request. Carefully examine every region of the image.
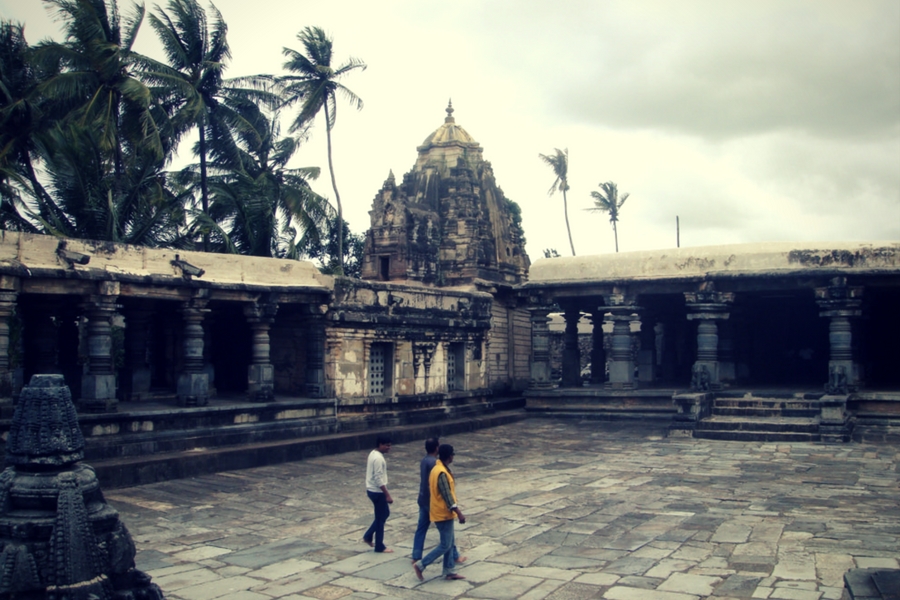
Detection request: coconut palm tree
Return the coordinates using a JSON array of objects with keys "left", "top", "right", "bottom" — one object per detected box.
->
[
  {"left": 34, "top": 118, "right": 185, "bottom": 245},
  {"left": 0, "top": 21, "right": 45, "bottom": 231},
  {"left": 588, "top": 181, "right": 629, "bottom": 253},
  {"left": 203, "top": 99, "right": 330, "bottom": 257},
  {"left": 31, "top": 0, "right": 165, "bottom": 178},
  {"left": 280, "top": 26, "right": 366, "bottom": 274},
  {"left": 539, "top": 148, "right": 575, "bottom": 256},
  {"left": 141, "top": 0, "right": 277, "bottom": 251}
]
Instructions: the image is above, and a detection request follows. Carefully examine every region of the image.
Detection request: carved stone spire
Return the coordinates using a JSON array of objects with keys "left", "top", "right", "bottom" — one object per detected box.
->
[{"left": 445, "top": 99, "right": 455, "bottom": 123}]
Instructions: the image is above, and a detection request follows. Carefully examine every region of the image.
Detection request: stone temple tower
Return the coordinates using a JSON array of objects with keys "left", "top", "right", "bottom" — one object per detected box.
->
[{"left": 361, "top": 102, "right": 530, "bottom": 286}]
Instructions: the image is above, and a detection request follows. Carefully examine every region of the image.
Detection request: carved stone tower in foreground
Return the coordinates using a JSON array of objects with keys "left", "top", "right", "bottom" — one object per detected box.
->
[{"left": 361, "top": 102, "right": 530, "bottom": 286}]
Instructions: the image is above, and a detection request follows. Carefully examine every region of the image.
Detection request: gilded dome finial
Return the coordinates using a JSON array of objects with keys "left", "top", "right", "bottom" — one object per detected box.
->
[{"left": 445, "top": 99, "right": 455, "bottom": 123}]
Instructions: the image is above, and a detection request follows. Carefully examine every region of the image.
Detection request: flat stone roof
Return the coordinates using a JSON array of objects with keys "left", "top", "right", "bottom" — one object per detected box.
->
[
  {"left": 527, "top": 241, "right": 900, "bottom": 286},
  {"left": 0, "top": 231, "right": 333, "bottom": 292}
]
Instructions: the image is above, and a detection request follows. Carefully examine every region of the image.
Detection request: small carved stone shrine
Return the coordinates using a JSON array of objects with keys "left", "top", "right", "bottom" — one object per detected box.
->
[
  {"left": 0, "top": 374, "right": 164, "bottom": 599},
  {"left": 361, "top": 101, "right": 530, "bottom": 286}
]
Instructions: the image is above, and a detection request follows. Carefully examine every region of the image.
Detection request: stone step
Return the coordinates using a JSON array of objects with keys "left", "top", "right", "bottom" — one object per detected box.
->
[
  {"left": 698, "top": 415, "right": 819, "bottom": 433},
  {"left": 713, "top": 406, "right": 820, "bottom": 418},
  {"left": 714, "top": 398, "right": 819, "bottom": 410},
  {"left": 693, "top": 429, "right": 821, "bottom": 443}
]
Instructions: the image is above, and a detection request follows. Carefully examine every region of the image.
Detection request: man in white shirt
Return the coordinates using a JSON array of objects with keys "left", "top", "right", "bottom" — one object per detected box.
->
[{"left": 363, "top": 434, "right": 394, "bottom": 552}]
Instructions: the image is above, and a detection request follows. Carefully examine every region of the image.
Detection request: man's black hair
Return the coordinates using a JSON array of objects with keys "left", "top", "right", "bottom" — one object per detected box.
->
[
  {"left": 376, "top": 434, "right": 392, "bottom": 447},
  {"left": 425, "top": 437, "right": 439, "bottom": 453},
  {"left": 438, "top": 444, "right": 454, "bottom": 462}
]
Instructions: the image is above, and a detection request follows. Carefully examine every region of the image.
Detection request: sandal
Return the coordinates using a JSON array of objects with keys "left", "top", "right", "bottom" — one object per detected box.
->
[{"left": 445, "top": 573, "right": 466, "bottom": 580}]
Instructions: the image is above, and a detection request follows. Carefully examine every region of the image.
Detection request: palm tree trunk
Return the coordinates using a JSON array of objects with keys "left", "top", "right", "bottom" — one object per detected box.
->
[
  {"left": 563, "top": 189, "right": 576, "bottom": 256},
  {"left": 613, "top": 220, "right": 619, "bottom": 253},
  {"left": 324, "top": 102, "right": 344, "bottom": 275},
  {"left": 199, "top": 124, "right": 209, "bottom": 252}
]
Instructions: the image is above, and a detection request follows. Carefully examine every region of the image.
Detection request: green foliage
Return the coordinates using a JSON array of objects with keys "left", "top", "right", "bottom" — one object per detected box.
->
[{"left": 0, "top": 4, "right": 361, "bottom": 262}]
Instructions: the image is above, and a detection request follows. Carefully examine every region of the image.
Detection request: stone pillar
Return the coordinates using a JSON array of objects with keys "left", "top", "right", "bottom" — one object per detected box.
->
[
  {"left": 306, "top": 304, "right": 327, "bottom": 398},
  {"left": 589, "top": 308, "right": 607, "bottom": 385},
  {"left": 529, "top": 307, "right": 553, "bottom": 388},
  {"left": 816, "top": 277, "right": 864, "bottom": 393},
  {"left": 120, "top": 302, "right": 153, "bottom": 402},
  {"left": 685, "top": 284, "right": 733, "bottom": 391},
  {"left": 718, "top": 318, "right": 736, "bottom": 384},
  {"left": 245, "top": 300, "right": 278, "bottom": 402},
  {"left": 80, "top": 282, "right": 120, "bottom": 412},
  {"left": 0, "top": 285, "right": 18, "bottom": 401},
  {"left": 177, "top": 295, "right": 210, "bottom": 406},
  {"left": 600, "top": 292, "right": 641, "bottom": 389},
  {"left": 0, "top": 278, "right": 19, "bottom": 416},
  {"left": 561, "top": 305, "right": 582, "bottom": 387}
]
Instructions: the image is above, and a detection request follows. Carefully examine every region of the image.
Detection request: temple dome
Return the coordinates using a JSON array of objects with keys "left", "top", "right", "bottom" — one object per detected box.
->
[{"left": 418, "top": 101, "right": 480, "bottom": 151}]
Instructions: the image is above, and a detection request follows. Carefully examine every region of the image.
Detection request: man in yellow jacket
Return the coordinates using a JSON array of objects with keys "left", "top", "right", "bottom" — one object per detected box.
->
[{"left": 413, "top": 444, "right": 466, "bottom": 581}]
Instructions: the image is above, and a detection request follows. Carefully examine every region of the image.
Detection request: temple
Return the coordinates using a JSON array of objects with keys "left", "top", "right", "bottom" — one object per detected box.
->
[
  {"left": 361, "top": 101, "right": 529, "bottom": 286},
  {"left": 0, "top": 105, "right": 897, "bottom": 490}
]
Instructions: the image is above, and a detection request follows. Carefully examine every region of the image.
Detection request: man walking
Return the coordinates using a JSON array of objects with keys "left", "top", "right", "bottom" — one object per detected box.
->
[
  {"left": 413, "top": 444, "right": 466, "bottom": 581},
  {"left": 363, "top": 434, "right": 393, "bottom": 553},
  {"left": 412, "top": 438, "right": 463, "bottom": 564}
]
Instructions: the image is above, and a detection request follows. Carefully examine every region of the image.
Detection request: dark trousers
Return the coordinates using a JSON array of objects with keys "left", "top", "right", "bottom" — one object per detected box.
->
[{"left": 364, "top": 491, "right": 390, "bottom": 552}]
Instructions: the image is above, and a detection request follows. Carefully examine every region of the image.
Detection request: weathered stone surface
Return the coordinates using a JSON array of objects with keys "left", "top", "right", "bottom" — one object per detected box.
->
[{"left": 0, "top": 374, "right": 164, "bottom": 599}]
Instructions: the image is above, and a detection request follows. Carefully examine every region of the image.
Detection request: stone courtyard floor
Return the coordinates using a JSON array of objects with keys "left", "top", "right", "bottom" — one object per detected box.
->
[{"left": 110, "top": 419, "right": 900, "bottom": 600}]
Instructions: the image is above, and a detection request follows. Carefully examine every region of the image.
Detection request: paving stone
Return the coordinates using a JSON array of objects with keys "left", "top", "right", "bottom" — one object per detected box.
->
[
  {"left": 464, "top": 573, "right": 543, "bottom": 598},
  {"left": 855, "top": 556, "right": 899, "bottom": 569},
  {"left": 604, "top": 586, "right": 700, "bottom": 599},
  {"left": 712, "top": 574, "right": 763, "bottom": 597},
  {"left": 766, "top": 588, "right": 822, "bottom": 600},
  {"left": 173, "top": 575, "right": 266, "bottom": 600},
  {"left": 104, "top": 421, "right": 899, "bottom": 600},
  {"left": 247, "top": 558, "right": 321, "bottom": 581},
  {"left": 658, "top": 572, "right": 722, "bottom": 596},
  {"left": 543, "top": 581, "right": 608, "bottom": 599},
  {"left": 153, "top": 567, "right": 221, "bottom": 591}
]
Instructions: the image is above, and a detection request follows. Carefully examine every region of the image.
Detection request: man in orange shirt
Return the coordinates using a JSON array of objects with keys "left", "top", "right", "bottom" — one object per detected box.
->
[{"left": 413, "top": 444, "right": 466, "bottom": 581}]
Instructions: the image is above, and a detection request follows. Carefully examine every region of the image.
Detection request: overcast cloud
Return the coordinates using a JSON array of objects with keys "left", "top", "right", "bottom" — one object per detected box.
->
[{"left": 2, "top": 0, "right": 897, "bottom": 259}]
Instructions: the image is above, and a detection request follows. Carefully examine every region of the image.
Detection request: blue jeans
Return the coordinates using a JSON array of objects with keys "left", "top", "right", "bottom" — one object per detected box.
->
[
  {"left": 412, "top": 505, "right": 460, "bottom": 561},
  {"left": 364, "top": 491, "right": 390, "bottom": 552},
  {"left": 416, "top": 519, "right": 456, "bottom": 576}
]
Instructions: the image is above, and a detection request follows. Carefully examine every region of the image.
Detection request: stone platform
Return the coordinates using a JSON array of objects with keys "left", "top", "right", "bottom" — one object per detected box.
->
[{"left": 111, "top": 419, "right": 900, "bottom": 599}]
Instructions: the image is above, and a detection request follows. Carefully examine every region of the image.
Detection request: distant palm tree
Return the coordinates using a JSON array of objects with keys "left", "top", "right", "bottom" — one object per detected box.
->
[
  {"left": 280, "top": 26, "right": 366, "bottom": 274},
  {"left": 539, "top": 148, "right": 575, "bottom": 256},
  {"left": 588, "top": 181, "right": 629, "bottom": 253}
]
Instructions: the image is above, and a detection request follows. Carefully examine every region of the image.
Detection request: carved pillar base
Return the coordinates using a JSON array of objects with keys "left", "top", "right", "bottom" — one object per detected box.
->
[
  {"left": 81, "top": 374, "right": 118, "bottom": 412},
  {"left": 177, "top": 372, "right": 209, "bottom": 407},
  {"left": 248, "top": 364, "right": 275, "bottom": 402},
  {"left": 669, "top": 391, "right": 714, "bottom": 437},
  {"left": 819, "top": 394, "right": 853, "bottom": 443}
]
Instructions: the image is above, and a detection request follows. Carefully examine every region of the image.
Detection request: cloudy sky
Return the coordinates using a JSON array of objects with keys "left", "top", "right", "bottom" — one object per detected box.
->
[{"left": 3, "top": 0, "right": 898, "bottom": 260}]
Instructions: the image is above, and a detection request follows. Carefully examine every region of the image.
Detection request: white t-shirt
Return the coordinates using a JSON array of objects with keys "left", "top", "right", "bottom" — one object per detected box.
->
[{"left": 366, "top": 449, "right": 388, "bottom": 493}]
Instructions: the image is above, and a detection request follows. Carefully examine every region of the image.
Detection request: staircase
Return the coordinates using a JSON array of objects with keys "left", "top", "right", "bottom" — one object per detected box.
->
[{"left": 692, "top": 394, "right": 822, "bottom": 442}]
